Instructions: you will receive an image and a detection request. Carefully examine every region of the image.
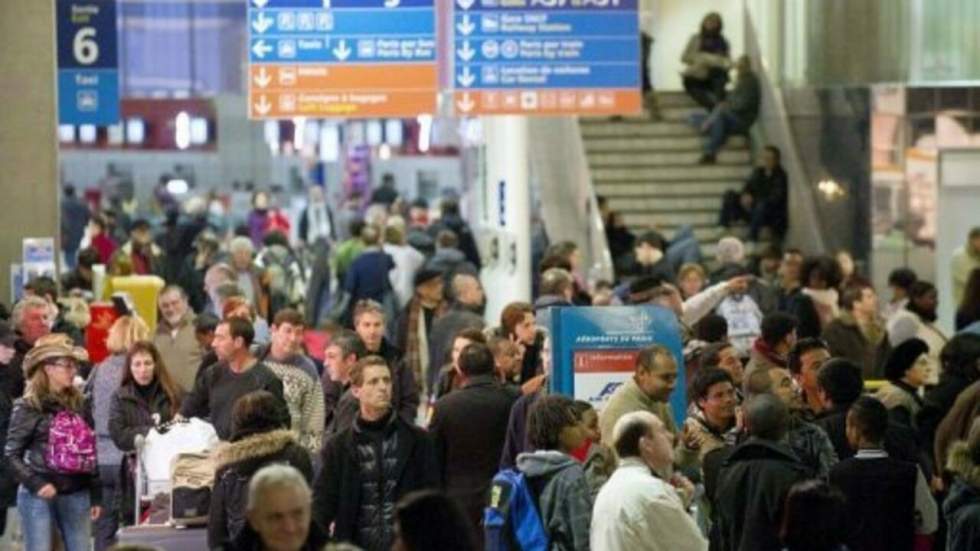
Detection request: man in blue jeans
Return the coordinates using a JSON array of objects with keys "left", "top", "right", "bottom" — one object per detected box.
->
[{"left": 698, "top": 56, "right": 760, "bottom": 165}]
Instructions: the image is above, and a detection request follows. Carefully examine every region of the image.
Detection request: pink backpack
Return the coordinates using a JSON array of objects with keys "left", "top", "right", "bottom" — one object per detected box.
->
[{"left": 45, "top": 410, "right": 97, "bottom": 475}]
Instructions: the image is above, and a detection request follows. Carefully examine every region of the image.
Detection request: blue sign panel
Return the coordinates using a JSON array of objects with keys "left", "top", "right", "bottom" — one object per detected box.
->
[
  {"left": 550, "top": 305, "right": 687, "bottom": 425},
  {"left": 247, "top": 0, "right": 435, "bottom": 64},
  {"left": 452, "top": 0, "right": 640, "bottom": 115},
  {"left": 57, "top": 0, "right": 120, "bottom": 125}
]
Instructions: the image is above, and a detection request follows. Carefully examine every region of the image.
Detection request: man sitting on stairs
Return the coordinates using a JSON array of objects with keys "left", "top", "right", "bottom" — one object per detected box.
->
[
  {"left": 718, "top": 145, "right": 788, "bottom": 245},
  {"left": 696, "top": 55, "right": 760, "bottom": 165}
]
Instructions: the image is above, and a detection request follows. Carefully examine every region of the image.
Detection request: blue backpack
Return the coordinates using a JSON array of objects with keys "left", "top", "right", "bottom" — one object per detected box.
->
[{"left": 484, "top": 469, "right": 549, "bottom": 551}]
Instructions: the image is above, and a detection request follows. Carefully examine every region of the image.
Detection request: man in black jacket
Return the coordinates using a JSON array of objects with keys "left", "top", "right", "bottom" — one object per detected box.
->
[
  {"left": 829, "top": 397, "right": 937, "bottom": 551},
  {"left": 313, "top": 356, "right": 438, "bottom": 551},
  {"left": 430, "top": 343, "right": 518, "bottom": 529},
  {"left": 712, "top": 393, "right": 809, "bottom": 551},
  {"left": 352, "top": 301, "right": 418, "bottom": 424},
  {"left": 719, "top": 145, "right": 788, "bottom": 242}
]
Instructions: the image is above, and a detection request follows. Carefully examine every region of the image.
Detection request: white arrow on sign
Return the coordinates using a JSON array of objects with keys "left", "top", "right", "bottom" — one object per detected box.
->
[
  {"left": 252, "top": 0, "right": 269, "bottom": 8},
  {"left": 254, "top": 95, "right": 272, "bottom": 115},
  {"left": 457, "top": 93, "right": 475, "bottom": 113},
  {"left": 252, "top": 12, "right": 273, "bottom": 34},
  {"left": 456, "top": 40, "right": 475, "bottom": 61},
  {"left": 252, "top": 40, "right": 273, "bottom": 59},
  {"left": 457, "top": 0, "right": 476, "bottom": 10},
  {"left": 333, "top": 40, "right": 351, "bottom": 61},
  {"left": 384, "top": 0, "right": 401, "bottom": 6},
  {"left": 253, "top": 66, "right": 272, "bottom": 88},
  {"left": 456, "top": 14, "right": 475, "bottom": 36},
  {"left": 457, "top": 66, "right": 475, "bottom": 88}
]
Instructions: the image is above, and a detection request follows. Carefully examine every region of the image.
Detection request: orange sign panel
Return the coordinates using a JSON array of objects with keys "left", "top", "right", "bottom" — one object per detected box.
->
[{"left": 246, "top": 0, "right": 438, "bottom": 119}]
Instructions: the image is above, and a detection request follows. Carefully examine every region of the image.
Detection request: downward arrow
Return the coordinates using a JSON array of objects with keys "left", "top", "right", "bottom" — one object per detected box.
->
[
  {"left": 252, "top": 0, "right": 268, "bottom": 8},
  {"left": 254, "top": 95, "right": 271, "bottom": 116},
  {"left": 457, "top": 0, "right": 476, "bottom": 9},
  {"left": 251, "top": 12, "right": 273, "bottom": 34},
  {"left": 333, "top": 40, "right": 351, "bottom": 61},
  {"left": 252, "top": 40, "right": 272, "bottom": 59},
  {"left": 457, "top": 93, "right": 475, "bottom": 113},
  {"left": 457, "top": 66, "right": 475, "bottom": 88},
  {"left": 456, "top": 14, "right": 475, "bottom": 36},
  {"left": 456, "top": 40, "right": 475, "bottom": 61},
  {"left": 253, "top": 66, "right": 272, "bottom": 88}
]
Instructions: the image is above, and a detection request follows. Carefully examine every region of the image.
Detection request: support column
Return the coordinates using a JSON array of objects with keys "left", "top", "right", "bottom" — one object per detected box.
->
[
  {"left": 482, "top": 115, "right": 531, "bottom": 323},
  {"left": 0, "top": 2, "right": 60, "bottom": 303}
]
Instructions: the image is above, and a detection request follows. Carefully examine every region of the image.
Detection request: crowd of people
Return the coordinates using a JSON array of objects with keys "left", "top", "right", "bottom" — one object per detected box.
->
[{"left": 0, "top": 170, "right": 973, "bottom": 551}]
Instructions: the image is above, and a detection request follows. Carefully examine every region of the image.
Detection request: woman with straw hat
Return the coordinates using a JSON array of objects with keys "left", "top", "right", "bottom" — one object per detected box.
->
[{"left": 4, "top": 333, "right": 101, "bottom": 551}]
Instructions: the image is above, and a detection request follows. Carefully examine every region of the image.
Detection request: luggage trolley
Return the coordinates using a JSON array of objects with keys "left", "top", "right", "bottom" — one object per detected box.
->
[{"left": 132, "top": 432, "right": 173, "bottom": 526}]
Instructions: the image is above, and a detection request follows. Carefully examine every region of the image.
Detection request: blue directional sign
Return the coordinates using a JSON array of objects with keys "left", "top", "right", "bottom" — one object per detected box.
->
[
  {"left": 247, "top": 0, "right": 436, "bottom": 64},
  {"left": 56, "top": 0, "right": 120, "bottom": 125},
  {"left": 452, "top": 0, "right": 641, "bottom": 115}
]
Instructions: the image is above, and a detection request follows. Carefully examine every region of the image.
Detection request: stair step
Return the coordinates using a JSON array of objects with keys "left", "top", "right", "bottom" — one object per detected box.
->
[
  {"left": 654, "top": 92, "right": 700, "bottom": 108},
  {"left": 594, "top": 180, "right": 743, "bottom": 197},
  {"left": 627, "top": 224, "right": 726, "bottom": 243},
  {"left": 607, "top": 196, "right": 722, "bottom": 212},
  {"left": 592, "top": 165, "right": 751, "bottom": 182},
  {"left": 621, "top": 211, "right": 718, "bottom": 227},
  {"left": 588, "top": 149, "right": 751, "bottom": 167},
  {"left": 581, "top": 106, "right": 701, "bottom": 124},
  {"left": 579, "top": 121, "right": 696, "bottom": 138},
  {"left": 584, "top": 135, "right": 747, "bottom": 153}
]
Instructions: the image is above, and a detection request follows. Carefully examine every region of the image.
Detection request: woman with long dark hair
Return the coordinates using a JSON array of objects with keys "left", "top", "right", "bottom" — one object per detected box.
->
[
  {"left": 108, "top": 340, "right": 183, "bottom": 527},
  {"left": 680, "top": 12, "right": 732, "bottom": 111}
]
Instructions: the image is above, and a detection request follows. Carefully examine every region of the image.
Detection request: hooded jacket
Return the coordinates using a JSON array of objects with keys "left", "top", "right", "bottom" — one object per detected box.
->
[
  {"left": 516, "top": 450, "right": 593, "bottom": 551},
  {"left": 207, "top": 429, "right": 313, "bottom": 550},
  {"left": 936, "top": 380, "right": 980, "bottom": 475},
  {"left": 945, "top": 441, "right": 980, "bottom": 551}
]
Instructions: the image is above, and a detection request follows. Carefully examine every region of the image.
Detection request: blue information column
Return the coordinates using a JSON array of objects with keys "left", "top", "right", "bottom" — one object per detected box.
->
[
  {"left": 56, "top": 0, "right": 120, "bottom": 126},
  {"left": 452, "top": 0, "right": 641, "bottom": 116}
]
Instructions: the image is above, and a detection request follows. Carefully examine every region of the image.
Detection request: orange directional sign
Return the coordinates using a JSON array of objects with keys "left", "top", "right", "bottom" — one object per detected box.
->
[
  {"left": 247, "top": 0, "right": 437, "bottom": 119},
  {"left": 453, "top": 89, "right": 641, "bottom": 116}
]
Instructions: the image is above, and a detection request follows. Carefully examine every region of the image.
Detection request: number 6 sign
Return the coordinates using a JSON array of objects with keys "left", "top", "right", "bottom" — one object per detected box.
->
[{"left": 56, "top": 0, "right": 120, "bottom": 125}]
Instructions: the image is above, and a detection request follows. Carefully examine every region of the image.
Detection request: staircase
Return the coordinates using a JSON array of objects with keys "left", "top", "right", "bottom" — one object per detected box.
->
[{"left": 580, "top": 92, "right": 755, "bottom": 261}]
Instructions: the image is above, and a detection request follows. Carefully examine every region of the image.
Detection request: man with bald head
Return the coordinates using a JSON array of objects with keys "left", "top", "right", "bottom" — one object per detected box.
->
[
  {"left": 710, "top": 394, "right": 809, "bottom": 551},
  {"left": 426, "top": 273, "right": 486, "bottom": 395}
]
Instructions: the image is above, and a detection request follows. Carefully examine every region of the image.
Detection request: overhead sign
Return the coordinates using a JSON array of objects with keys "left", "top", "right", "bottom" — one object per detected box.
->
[
  {"left": 247, "top": 0, "right": 438, "bottom": 119},
  {"left": 56, "top": 0, "right": 120, "bottom": 125},
  {"left": 452, "top": 0, "right": 641, "bottom": 116}
]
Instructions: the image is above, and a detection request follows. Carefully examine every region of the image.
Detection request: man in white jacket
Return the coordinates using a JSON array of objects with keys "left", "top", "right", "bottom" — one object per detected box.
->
[{"left": 591, "top": 411, "right": 708, "bottom": 551}]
